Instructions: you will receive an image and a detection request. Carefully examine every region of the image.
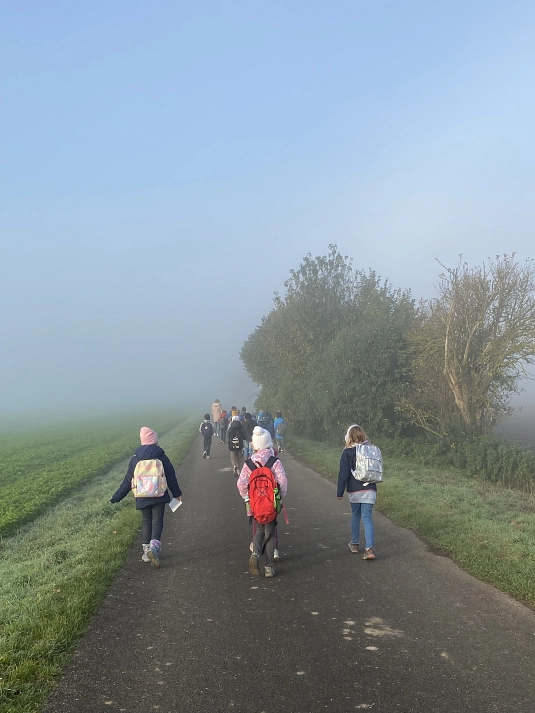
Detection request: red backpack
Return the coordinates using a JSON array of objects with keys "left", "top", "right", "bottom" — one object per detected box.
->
[{"left": 247, "top": 455, "right": 281, "bottom": 524}]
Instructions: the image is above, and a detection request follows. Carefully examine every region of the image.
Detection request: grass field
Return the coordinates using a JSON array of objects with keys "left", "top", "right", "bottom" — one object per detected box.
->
[
  {"left": 0, "top": 413, "right": 184, "bottom": 537},
  {"left": 0, "top": 416, "right": 198, "bottom": 713},
  {"left": 288, "top": 435, "right": 535, "bottom": 610}
]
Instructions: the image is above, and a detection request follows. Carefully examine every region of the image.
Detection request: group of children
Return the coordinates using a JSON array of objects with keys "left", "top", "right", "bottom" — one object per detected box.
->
[
  {"left": 110, "top": 418, "right": 377, "bottom": 574},
  {"left": 201, "top": 405, "right": 288, "bottom": 476}
]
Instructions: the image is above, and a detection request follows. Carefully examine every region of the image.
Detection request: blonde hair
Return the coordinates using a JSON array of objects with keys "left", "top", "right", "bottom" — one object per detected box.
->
[{"left": 345, "top": 424, "right": 368, "bottom": 448}]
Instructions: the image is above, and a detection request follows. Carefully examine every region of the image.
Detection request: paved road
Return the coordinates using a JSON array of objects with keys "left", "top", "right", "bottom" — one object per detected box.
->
[{"left": 43, "top": 436, "right": 535, "bottom": 713}]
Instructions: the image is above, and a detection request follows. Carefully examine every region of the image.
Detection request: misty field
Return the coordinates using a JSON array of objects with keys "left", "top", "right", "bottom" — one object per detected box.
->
[
  {"left": 0, "top": 414, "right": 184, "bottom": 537},
  {"left": 0, "top": 416, "right": 198, "bottom": 713}
]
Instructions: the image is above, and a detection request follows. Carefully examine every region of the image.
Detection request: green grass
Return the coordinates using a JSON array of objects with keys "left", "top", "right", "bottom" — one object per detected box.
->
[
  {"left": 288, "top": 434, "right": 535, "bottom": 609},
  {"left": 0, "top": 413, "right": 181, "bottom": 536},
  {"left": 0, "top": 420, "right": 198, "bottom": 713}
]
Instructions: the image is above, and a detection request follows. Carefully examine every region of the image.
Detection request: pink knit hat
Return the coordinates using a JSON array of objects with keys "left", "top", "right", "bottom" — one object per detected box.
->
[{"left": 140, "top": 427, "right": 158, "bottom": 445}]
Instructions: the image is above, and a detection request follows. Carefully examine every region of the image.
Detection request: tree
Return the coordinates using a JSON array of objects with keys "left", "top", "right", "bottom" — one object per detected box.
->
[{"left": 401, "top": 255, "right": 535, "bottom": 437}]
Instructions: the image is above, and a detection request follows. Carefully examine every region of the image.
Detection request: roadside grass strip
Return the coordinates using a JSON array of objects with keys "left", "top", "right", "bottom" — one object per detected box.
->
[
  {"left": 0, "top": 421, "right": 198, "bottom": 713},
  {"left": 0, "top": 414, "right": 181, "bottom": 537},
  {"left": 288, "top": 435, "right": 535, "bottom": 609}
]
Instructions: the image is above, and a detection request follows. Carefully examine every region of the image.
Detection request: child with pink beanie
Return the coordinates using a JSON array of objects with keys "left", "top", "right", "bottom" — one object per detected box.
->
[{"left": 110, "top": 427, "right": 182, "bottom": 567}]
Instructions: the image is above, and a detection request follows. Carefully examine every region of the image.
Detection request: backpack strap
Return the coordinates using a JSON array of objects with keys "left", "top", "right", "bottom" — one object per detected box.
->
[
  {"left": 265, "top": 455, "right": 278, "bottom": 469},
  {"left": 247, "top": 455, "right": 278, "bottom": 471}
]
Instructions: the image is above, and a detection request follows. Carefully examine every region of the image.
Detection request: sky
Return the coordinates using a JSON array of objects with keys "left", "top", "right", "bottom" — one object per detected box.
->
[{"left": 1, "top": 1, "right": 535, "bottom": 423}]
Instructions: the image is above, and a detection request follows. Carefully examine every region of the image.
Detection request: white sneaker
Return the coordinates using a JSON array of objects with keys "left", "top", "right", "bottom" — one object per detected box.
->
[
  {"left": 206, "top": 455, "right": 210, "bottom": 459},
  {"left": 273, "top": 549, "right": 280, "bottom": 562},
  {"left": 249, "top": 541, "right": 254, "bottom": 552},
  {"left": 264, "top": 566, "right": 275, "bottom": 578}
]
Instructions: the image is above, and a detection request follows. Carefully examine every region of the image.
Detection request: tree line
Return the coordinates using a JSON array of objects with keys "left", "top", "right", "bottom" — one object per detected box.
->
[{"left": 241, "top": 245, "right": 535, "bottom": 450}]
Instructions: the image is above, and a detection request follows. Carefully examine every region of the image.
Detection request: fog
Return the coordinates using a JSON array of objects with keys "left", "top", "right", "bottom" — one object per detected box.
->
[{"left": 1, "top": 2, "right": 535, "bottom": 431}]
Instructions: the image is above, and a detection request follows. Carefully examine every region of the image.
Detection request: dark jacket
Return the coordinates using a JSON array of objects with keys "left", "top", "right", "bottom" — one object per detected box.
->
[
  {"left": 242, "top": 417, "right": 257, "bottom": 441},
  {"left": 227, "top": 419, "right": 245, "bottom": 450},
  {"left": 111, "top": 444, "right": 182, "bottom": 509},
  {"left": 337, "top": 445, "right": 377, "bottom": 498}
]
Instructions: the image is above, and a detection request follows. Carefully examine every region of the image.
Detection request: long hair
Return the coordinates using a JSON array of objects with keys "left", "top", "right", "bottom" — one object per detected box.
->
[{"left": 345, "top": 424, "right": 368, "bottom": 448}]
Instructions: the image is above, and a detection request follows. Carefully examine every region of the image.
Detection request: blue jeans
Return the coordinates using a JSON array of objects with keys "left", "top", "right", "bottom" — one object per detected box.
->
[
  {"left": 243, "top": 439, "right": 251, "bottom": 458},
  {"left": 350, "top": 502, "right": 374, "bottom": 548}
]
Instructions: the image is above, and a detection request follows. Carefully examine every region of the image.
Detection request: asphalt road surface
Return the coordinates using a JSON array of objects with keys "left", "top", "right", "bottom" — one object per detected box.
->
[{"left": 43, "top": 436, "right": 535, "bottom": 713}]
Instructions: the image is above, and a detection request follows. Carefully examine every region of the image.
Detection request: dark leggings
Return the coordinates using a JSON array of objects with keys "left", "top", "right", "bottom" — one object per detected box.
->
[{"left": 141, "top": 503, "right": 165, "bottom": 543}]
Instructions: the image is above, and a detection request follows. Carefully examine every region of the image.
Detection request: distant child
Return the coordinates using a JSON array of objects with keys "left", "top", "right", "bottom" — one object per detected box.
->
[
  {"left": 273, "top": 411, "right": 287, "bottom": 452},
  {"left": 337, "top": 424, "right": 377, "bottom": 560},
  {"left": 110, "top": 427, "right": 182, "bottom": 567},
  {"left": 227, "top": 415, "right": 246, "bottom": 475},
  {"left": 200, "top": 414, "right": 214, "bottom": 458},
  {"left": 237, "top": 426, "right": 288, "bottom": 578},
  {"left": 242, "top": 412, "right": 256, "bottom": 458},
  {"left": 219, "top": 410, "right": 229, "bottom": 443}
]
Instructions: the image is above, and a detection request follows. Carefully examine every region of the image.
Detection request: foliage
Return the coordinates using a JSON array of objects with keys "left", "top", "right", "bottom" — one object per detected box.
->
[
  {"left": 241, "top": 246, "right": 417, "bottom": 440},
  {"left": 400, "top": 255, "right": 535, "bottom": 437}
]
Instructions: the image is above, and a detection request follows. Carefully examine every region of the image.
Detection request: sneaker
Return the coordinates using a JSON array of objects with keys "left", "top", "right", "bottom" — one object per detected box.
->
[
  {"left": 147, "top": 540, "right": 161, "bottom": 568},
  {"left": 202, "top": 451, "right": 207, "bottom": 458},
  {"left": 348, "top": 542, "right": 359, "bottom": 554},
  {"left": 142, "top": 544, "right": 151, "bottom": 563},
  {"left": 147, "top": 547, "right": 160, "bottom": 568},
  {"left": 249, "top": 553, "right": 260, "bottom": 576},
  {"left": 249, "top": 541, "right": 254, "bottom": 552},
  {"left": 273, "top": 549, "right": 280, "bottom": 562},
  {"left": 234, "top": 467, "right": 239, "bottom": 476},
  {"left": 363, "top": 547, "right": 376, "bottom": 560},
  {"left": 206, "top": 455, "right": 210, "bottom": 459},
  {"left": 264, "top": 566, "right": 275, "bottom": 578}
]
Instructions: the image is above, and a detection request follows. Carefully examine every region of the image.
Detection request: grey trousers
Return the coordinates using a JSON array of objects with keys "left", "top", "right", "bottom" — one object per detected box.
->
[
  {"left": 230, "top": 451, "right": 244, "bottom": 472},
  {"left": 253, "top": 519, "right": 277, "bottom": 566}
]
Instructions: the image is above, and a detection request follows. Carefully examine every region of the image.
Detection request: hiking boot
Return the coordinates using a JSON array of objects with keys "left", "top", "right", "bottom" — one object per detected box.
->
[
  {"left": 363, "top": 547, "right": 376, "bottom": 560},
  {"left": 264, "top": 566, "right": 275, "bottom": 578},
  {"left": 142, "top": 544, "right": 151, "bottom": 563},
  {"left": 273, "top": 549, "right": 280, "bottom": 562},
  {"left": 249, "top": 553, "right": 260, "bottom": 575},
  {"left": 147, "top": 539, "right": 161, "bottom": 568},
  {"left": 348, "top": 542, "right": 360, "bottom": 554}
]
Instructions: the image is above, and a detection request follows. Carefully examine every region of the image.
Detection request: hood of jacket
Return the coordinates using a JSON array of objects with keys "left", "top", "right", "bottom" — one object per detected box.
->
[{"left": 135, "top": 444, "right": 165, "bottom": 460}]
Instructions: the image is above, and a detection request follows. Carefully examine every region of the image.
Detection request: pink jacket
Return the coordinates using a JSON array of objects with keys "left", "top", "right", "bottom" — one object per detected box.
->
[
  {"left": 211, "top": 402, "right": 223, "bottom": 421},
  {"left": 237, "top": 448, "right": 288, "bottom": 499}
]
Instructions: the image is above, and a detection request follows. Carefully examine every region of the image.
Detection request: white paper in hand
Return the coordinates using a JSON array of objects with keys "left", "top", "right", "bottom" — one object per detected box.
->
[{"left": 169, "top": 498, "right": 182, "bottom": 512}]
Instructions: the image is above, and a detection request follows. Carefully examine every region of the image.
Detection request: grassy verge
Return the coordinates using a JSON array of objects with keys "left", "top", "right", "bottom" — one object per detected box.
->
[
  {"left": 288, "top": 434, "right": 535, "bottom": 609},
  {"left": 0, "top": 420, "right": 198, "bottom": 713}
]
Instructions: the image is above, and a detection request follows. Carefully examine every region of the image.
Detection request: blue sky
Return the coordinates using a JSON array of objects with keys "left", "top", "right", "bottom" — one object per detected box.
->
[{"left": 1, "top": 1, "right": 535, "bottom": 418}]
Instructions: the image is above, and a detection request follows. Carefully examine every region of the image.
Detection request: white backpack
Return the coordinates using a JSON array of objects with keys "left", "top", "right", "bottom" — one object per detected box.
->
[
  {"left": 132, "top": 459, "right": 168, "bottom": 497},
  {"left": 351, "top": 444, "right": 383, "bottom": 483}
]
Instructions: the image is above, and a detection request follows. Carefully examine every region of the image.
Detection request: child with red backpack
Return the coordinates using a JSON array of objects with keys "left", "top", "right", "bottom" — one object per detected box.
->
[{"left": 236, "top": 426, "right": 288, "bottom": 577}]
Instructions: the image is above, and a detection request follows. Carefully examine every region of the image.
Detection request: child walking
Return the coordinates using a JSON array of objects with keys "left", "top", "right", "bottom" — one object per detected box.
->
[
  {"left": 110, "top": 427, "right": 182, "bottom": 567},
  {"left": 200, "top": 414, "right": 214, "bottom": 458},
  {"left": 273, "top": 411, "right": 287, "bottom": 452},
  {"left": 337, "top": 424, "right": 377, "bottom": 560},
  {"left": 237, "top": 426, "right": 288, "bottom": 577}
]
